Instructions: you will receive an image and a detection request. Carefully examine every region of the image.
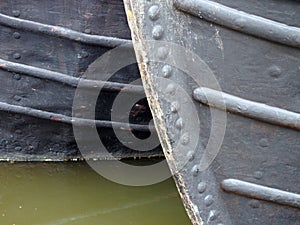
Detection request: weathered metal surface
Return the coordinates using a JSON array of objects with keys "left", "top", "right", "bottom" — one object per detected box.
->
[
  {"left": 0, "top": 0, "right": 162, "bottom": 161},
  {"left": 221, "top": 179, "right": 300, "bottom": 209},
  {"left": 174, "top": 0, "right": 300, "bottom": 48},
  {"left": 0, "top": 100, "right": 154, "bottom": 131},
  {"left": 124, "top": 0, "right": 300, "bottom": 224},
  {"left": 193, "top": 87, "right": 300, "bottom": 131},
  {"left": 0, "top": 12, "right": 132, "bottom": 47},
  {"left": 0, "top": 58, "right": 144, "bottom": 92}
]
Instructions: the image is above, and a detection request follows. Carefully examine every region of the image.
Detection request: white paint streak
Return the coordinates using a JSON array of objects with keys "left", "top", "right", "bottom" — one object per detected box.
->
[{"left": 214, "top": 27, "right": 224, "bottom": 59}]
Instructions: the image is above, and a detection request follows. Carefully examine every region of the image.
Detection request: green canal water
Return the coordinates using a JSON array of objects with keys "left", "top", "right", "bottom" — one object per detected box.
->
[{"left": 0, "top": 162, "right": 191, "bottom": 225}]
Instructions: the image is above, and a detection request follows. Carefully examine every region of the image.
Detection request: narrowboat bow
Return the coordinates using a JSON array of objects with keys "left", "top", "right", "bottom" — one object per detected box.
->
[
  {"left": 124, "top": 0, "right": 300, "bottom": 224},
  {"left": 0, "top": 0, "right": 299, "bottom": 224}
]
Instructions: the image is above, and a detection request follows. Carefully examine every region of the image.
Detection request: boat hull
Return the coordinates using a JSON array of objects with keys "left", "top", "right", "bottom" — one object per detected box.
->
[
  {"left": 0, "top": 0, "right": 162, "bottom": 161},
  {"left": 125, "top": 0, "right": 300, "bottom": 224}
]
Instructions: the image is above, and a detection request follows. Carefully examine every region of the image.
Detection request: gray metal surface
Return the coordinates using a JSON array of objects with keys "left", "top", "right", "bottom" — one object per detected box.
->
[
  {"left": 124, "top": 0, "right": 300, "bottom": 224},
  {"left": 0, "top": 0, "right": 162, "bottom": 161}
]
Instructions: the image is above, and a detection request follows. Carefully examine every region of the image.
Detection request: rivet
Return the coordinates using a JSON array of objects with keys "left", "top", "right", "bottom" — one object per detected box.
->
[
  {"left": 84, "top": 28, "right": 91, "bottom": 34},
  {"left": 208, "top": 210, "right": 218, "bottom": 221},
  {"left": 254, "top": 171, "right": 263, "bottom": 180},
  {"left": 1, "top": 139, "right": 7, "bottom": 144},
  {"left": 170, "top": 101, "right": 180, "bottom": 113},
  {"left": 168, "top": 131, "right": 176, "bottom": 142},
  {"left": 14, "top": 146, "right": 22, "bottom": 151},
  {"left": 12, "top": 10, "right": 20, "bottom": 17},
  {"left": 152, "top": 25, "right": 164, "bottom": 40},
  {"left": 157, "top": 47, "right": 169, "bottom": 60},
  {"left": 259, "top": 138, "right": 269, "bottom": 147},
  {"left": 13, "top": 95, "right": 22, "bottom": 101},
  {"left": 13, "top": 53, "right": 21, "bottom": 60},
  {"left": 15, "top": 129, "right": 22, "bottom": 134},
  {"left": 175, "top": 118, "right": 183, "bottom": 129},
  {"left": 148, "top": 5, "right": 160, "bottom": 21},
  {"left": 191, "top": 165, "right": 199, "bottom": 177},
  {"left": 81, "top": 51, "right": 89, "bottom": 58},
  {"left": 165, "top": 84, "right": 176, "bottom": 96},
  {"left": 197, "top": 182, "right": 206, "bottom": 193},
  {"left": 234, "top": 18, "right": 246, "bottom": 29},
  {"left": 204, "top": 195, "right": 214, "bottom": 207},
  {"left": 268, "top": 65, "right": 282, "bottom": 78},
  {"left": 13, "top": 74, "right": 21, "bottom": 80},
  {"left": 13, "top": 32, "right": 21, "bottom": 39},
  {"left": 162, "top": 65, "right": 172, "bottom": 78},
  {"left": 249, "top": 200, "right": 260, "bottom": 208},
  {"left": 181, "top": 133, "right": 190, "bottom": 145},
  {"left": 187, "top": 151, "right": 194, "bottom": 161}
]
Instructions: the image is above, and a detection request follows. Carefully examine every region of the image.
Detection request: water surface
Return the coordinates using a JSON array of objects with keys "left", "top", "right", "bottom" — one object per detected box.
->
[{"left": 0, "top": 162, "right": 191, "bottom": 225}]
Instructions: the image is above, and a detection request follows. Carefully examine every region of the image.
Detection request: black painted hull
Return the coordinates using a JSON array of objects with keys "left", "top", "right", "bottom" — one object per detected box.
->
[
  {"left": 125, "top": 0, "right": 300, "bottom": 224},
  {"left": 0, "top": 0, "right": 162, "bottom": 161}
]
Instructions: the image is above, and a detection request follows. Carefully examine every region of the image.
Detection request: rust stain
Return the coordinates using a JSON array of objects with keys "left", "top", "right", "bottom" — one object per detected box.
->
[
  {"left": 50, "top": 116, "right": 61, "bottom": 121},
  {"left": 83, "top": 12, "right": 93, "bottom": 19}
]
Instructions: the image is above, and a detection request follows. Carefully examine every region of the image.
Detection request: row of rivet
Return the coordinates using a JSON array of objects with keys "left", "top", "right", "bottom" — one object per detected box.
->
[
  {"left": 149, "top": 4, "right": 179, "bottom": 154},
  {"left": 152, "top": 4, "right": 211, "bottom": 222},
  {"left": 9, "top": 13, "right": 88, "bottom": 63},
  {"left": 149, "top": 4, "right": 270, "bottom": 224},
  {"left": 149, "top": 2, "right": 223, "bottom": 224},
  {"left": 148, "top": 4, "right": 173, "bottom": 78},
  {"left": 150, "top": 2, "right": 215, "bottom": 222},
  {"left": 194, "top": 171, "right": 220, "bottom": 222},
  {"left": 149, "top": 4, "right": 189, "bottom": 149},
  {"left": 12, "top": 9, "right": 92, "bottom": 36},
  {"left": 11, "top": 10, "right": 22, "bottom": 82},
  {"left": 12, "top": 10, "right": 21, "bottom": 60}
]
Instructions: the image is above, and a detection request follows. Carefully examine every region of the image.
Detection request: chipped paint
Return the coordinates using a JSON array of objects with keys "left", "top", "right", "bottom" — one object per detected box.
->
[{"left": 214, "top": 27, "right": 224, "bottom": 59}]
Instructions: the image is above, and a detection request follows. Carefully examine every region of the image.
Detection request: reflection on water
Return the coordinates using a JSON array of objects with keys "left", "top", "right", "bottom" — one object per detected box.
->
[{"left": 0, "top": 162, "right": 191, "bottom": 225}]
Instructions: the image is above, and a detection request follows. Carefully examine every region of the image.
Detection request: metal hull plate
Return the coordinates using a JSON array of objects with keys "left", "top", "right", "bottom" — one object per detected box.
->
[{"left": 124, "top": 0, "right": 300, "bottom": 224}]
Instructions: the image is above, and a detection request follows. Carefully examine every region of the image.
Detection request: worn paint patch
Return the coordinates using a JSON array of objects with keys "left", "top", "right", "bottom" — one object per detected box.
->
[
  {"left": 126, "top": 9, "right": 134, "bottom": 22},
  {"left": 214, "top": 27, "right": 224, "bottom": 58}
]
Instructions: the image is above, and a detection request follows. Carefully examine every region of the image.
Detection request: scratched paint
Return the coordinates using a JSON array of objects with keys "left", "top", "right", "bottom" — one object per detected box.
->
[{"left": 0, "top": 162, "right": 191, "bottom": 225}]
